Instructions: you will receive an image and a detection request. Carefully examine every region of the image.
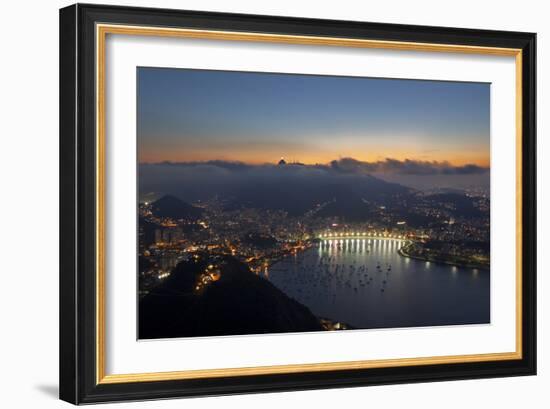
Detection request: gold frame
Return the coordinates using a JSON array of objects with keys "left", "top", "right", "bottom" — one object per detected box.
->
[{"left": 95, "top": 23, "right": 523, "bottom": 385}]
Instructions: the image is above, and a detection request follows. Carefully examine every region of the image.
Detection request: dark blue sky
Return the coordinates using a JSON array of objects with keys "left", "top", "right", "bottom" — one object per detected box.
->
[{"left": 137, "top": 67, "right": 490, "bottom": 166}]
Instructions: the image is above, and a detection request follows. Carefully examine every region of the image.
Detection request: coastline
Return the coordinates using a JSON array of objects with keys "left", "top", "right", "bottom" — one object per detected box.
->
[
  {"left": 263, "top": 238, "right": 489, "bottom": 273},
  {"left": 397, "top": 241, "right": 489, "bottom": 271}
]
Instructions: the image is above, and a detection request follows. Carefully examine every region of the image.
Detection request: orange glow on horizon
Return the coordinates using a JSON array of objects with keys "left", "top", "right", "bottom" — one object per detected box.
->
[{"left": 139, "top": 150, "right": 490, "bottom": 168}]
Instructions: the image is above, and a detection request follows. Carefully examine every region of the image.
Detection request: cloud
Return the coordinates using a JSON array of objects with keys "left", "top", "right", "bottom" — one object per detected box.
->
[
  {"left": 139, "top": 160, "right": 338, "bottom": 201},
  {"left": 140, "top": 159, "right": 382, "bottom": 204},
  {"left": 156, "top": 160, "right": 253, "bottom": 172},
  {"left": 139, "top": 158, "right": 488, "bottom": 203},
  {"left": 328, "top": 157, "right": 488, "bottom": 175}
]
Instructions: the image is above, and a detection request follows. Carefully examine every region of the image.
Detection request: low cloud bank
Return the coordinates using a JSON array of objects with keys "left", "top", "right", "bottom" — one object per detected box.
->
[
  {"left": 328, "top": 157, "right": 488, "bottom": 175},
  {"left": 139, "top": 158, "right": 488, "bottom": 201}
]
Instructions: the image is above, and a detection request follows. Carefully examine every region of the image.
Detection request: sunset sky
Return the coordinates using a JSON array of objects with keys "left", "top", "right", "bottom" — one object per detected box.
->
[{"left": 137, "top": 67, "right": 490, "bottom": 168}]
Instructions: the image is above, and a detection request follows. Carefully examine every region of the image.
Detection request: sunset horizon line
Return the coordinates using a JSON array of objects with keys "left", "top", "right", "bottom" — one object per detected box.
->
[{"left": 138, "top": 156, "right": 490, "bottom": 169}]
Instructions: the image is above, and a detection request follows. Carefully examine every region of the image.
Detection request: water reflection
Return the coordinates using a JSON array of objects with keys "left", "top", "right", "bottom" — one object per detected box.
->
[{"left": 268, "top": 238, "right": 490, "bottom": 329}]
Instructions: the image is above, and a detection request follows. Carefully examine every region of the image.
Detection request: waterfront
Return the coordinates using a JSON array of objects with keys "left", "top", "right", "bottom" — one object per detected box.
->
[{"left": 266, "top": 238, "right": 490, "bottom": 330}]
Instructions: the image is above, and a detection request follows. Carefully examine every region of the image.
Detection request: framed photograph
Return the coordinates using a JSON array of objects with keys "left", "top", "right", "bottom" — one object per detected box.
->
[{"left": 59, "top": 3, "right": 536, "bottom": 404}]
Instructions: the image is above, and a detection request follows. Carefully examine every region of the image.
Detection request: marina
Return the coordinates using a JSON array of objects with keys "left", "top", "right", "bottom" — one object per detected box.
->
[{"left": 267, "top": 238, "right": 490, "bottom": 330}]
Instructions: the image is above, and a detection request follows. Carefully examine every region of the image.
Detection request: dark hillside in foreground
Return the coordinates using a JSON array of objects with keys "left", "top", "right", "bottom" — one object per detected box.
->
[{"left": 139, "top": 255, "right": 324, "bottom": 339}]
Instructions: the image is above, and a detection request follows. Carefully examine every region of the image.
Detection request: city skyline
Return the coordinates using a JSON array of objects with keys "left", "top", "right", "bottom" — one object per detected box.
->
[{"left": 137, "top": 67, "right": 490, "bottom": 168}]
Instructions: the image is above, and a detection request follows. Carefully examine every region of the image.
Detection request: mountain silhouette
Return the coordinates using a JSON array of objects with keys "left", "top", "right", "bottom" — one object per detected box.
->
[
  {"left": 226, "top": 169, "right": 411, "bottom": 217},
  {"left": 140, "top": 162, "right": 412, "bottom": 219},
  {"left": 139, "top": 254, "right": 324, "bottom": 338},
  {"left": 151, "top": 195, "right": 203, "bottom": 220}
]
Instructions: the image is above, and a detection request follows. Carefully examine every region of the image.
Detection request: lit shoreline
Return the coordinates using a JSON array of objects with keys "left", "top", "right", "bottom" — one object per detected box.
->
[{"left": 397, "top": 241, "right": 489, "bottom": 271}]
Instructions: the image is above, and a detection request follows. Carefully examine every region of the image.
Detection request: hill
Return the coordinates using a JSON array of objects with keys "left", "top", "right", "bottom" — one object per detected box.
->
[
  {"left": 151, "top": 195, "right": 203, "bottom": 220},
  {"left": 139, "top": 254, "right": 324, "bottom": 338},
  {"left": 227, "top": 168, "right": 411, "bottom": 217},
  {"left": 140, "top": 162, "right": 412, "bottom": 219},
  {"left": 425, "top": 192, "right": 484, "bottom": 218}
]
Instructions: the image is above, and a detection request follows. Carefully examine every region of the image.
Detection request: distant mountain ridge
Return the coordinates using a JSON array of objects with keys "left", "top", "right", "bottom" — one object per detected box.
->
[
  {"left": 225, "top": 171, "right": 411, "bottom": 217},
  {"left": 142, "top": 163, "right": 413, "bottom": 220}
]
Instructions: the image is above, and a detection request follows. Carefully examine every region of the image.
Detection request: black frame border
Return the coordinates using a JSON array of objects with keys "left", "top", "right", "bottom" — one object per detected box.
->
[{"left": 60, "top": 3, "right": 536, "bottom": 404}]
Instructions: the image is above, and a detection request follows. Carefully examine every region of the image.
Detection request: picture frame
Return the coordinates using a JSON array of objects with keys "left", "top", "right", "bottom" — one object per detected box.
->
[{"left": 59, "top": 3, "right": 536, "bottom": 404}]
